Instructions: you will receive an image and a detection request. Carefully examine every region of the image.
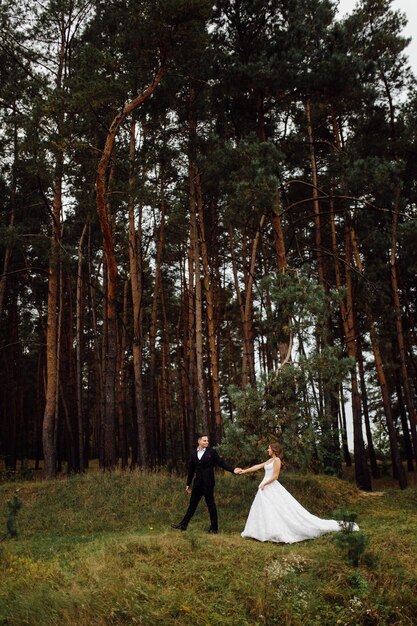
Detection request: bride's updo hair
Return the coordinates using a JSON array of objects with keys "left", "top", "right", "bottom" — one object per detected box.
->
[{"left": 269, "top": 442, "right": 285, "bottom": 468}]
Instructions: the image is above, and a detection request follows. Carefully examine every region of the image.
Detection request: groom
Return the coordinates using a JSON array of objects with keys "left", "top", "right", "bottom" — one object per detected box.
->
[{"left": 171, "top": 434, "right": 241, "bottom": 533}]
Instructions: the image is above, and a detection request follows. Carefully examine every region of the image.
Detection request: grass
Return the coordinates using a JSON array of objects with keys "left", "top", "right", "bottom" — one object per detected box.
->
[{"left": 0, "top": 467, "right": 416, "bottom": 625}]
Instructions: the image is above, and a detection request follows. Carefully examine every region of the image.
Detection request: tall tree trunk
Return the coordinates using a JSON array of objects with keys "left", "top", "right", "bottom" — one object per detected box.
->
[
  {"left": 4, "top": 289, "right": 19, "bottom": 471},
  {"left": 42, "top": 10, "right": 70, "bottom": 479},
  {"left": 194, "top": 164, "right": 223, "bottom": 442},
  {"left": 88, "top": 227, "right": 104, "bottom": 466},
  {"left": 116, "top": 279, "right": 129, "bottom": 469},
  {"left": 390, "top": 196, "right": 417, "bottom": 462},
  {"left": 229, "top": 221, "right": 264, "bottom": 389},
  {"left": 305, "top": 100, "right": 325, "bottom": 285},
  {"left": 256, "top": 90, "right": 288, "bottom": 361},
  {"left": 190, "top": 167, "right": 209, "bottom": 433},
  {"left": 377, "top": 49, "right": 416, "bottom": 471},
  {"left": 43, "top": 156, "right": 63, "bottom": 479},
  {"left": 96, "top": 60, "right": 166, "bottom": 469},
  {"left": 350, "top": 223, "right": 407, "bottom": 487},
  {"left": 339, "top": 385, "right": 352, "bottom": 467},
  {"left": 149, "top": 174, "right": 167, "bottom": 462},
  {"left": 0, "top": 103, "right": 17, "bottom": 321},
  {"left": 357, "top": 337, "right": 381, "bottom": 478},
  {"left": 307, "top": 102, "right": 341, "bottom": 473},
  {"left": 330, "top": 204, "right": 371, "bottom": 490},
  {"left": 186, "top": 236, "right": 197, "bottom": 450},
  {"left": 127, "top": 119, "right": 147, "bottom": 467},
  {"left": 161, "top": 287, "right": 176, "bottom": 466},
  {"left": 75, "top": 222, "right": 88, "bottom": 472},
  {"left": 96, "top": 64, "right": 166, "bottom": 469},
  {"left": 344, "top": 220, "right": 372, "bottom": 490},
  {"left": 394, "top": 370, "right": 415, "bottom": 472}
]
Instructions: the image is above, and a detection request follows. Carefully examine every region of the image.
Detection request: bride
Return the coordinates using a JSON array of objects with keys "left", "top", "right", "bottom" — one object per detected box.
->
[{"left": 239, "top": 442, "right": 359, "bottom": 543}]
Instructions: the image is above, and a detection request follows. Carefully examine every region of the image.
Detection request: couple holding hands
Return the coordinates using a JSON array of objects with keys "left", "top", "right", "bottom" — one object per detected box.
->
[{"left": 172, "top": 435, "right": 358, "bottom": 543}]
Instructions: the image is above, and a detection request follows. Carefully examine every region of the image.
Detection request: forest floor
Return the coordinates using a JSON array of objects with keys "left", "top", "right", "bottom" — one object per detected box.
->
[{"left": 0, "top": 466, "right": 416, "bottom": 625}]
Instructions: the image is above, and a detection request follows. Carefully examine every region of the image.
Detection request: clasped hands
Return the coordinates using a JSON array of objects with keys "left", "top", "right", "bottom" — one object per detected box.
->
[{"left": 234, "top": 468, "right": 244, "bottom": 474}]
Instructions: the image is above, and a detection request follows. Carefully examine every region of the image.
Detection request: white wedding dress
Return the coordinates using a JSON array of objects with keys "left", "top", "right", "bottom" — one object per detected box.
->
[{"left": 241, "top": 462, "right": 359, "bottom": 543}]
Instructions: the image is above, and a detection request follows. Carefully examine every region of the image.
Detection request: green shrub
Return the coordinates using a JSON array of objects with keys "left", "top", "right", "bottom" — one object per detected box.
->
[
  {"left": 6, "top": 494, "right": 23, "bottom": 539},
  {"left": 333, "top": 509, "right": 368, "bottom": 566}
]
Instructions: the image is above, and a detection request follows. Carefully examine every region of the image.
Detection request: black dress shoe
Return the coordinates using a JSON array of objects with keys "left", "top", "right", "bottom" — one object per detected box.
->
[
  {"left": 207, "top": 528, "right": 218, "bottom": 534},
  {"left": 171, "top": 523, "right": 187, "bottom": 531}
]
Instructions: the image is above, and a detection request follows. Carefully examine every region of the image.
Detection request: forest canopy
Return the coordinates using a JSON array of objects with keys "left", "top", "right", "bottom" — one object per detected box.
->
[{"left": 1, "top": 0, "right": 417, "bottom": 491}]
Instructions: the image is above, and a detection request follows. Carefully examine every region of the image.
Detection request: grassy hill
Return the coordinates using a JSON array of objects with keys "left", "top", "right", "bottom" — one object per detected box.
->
[{"left": 0, "top": 468, "right": 416, "bottom": 625}]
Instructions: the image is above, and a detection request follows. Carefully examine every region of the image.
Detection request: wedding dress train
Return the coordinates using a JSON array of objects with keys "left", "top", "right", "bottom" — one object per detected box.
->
[{"left": 241, "top": 462, "right": 359, "bottom": 543}]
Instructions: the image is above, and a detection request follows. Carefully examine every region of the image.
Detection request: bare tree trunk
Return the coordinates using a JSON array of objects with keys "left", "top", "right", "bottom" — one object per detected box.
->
[
  {"left": 229, "top": 221, "right": 264, "bottom": 389},
  {"left": 329, "top": 201, "right": 371, "bottom": 490},
  {"left": 339, "top": 385, "right": 352, "bottom": 467},
  {"left": 190, "top": 167, "right": 209, "bottom": 433},
  {"left": 116, "top": 279, "right": 129, "bottom": 468},
  {"left": 88, "top": 228, "right": 104, "bottom": 466},
  {"left": 4, "top": 291, "right": 19, "bottom": 470},
  {"left": 344, "top": 220, "right": 372, "bottom": 490},
  {"left": 256, "top": 91, "right": 289, "bottom": 362},
  {"left": 42, "top": 3, "right": 85, "bottom": 478},
  {"left": 0, "top": 104, "right": 17, "bottom": 321},
  {"left": 357, "top": 337, "right": 381, "bottom": 479},
  {"left": 394, "top": 370, "right": 415, "bottom": 471},
  {"left": 149, "top": 174, "right": 167, "bottom": 462},
  {"left": 308, "top": 102, "right": 341, "bottom": 473},
  {"left": 127, "top": 119, "right": 147, "bottom": 467},
  {"left": 161, "top": 287, "right": 176, "bottom": 466},
  {"left": 75, "top": 222, "right": 88, "bottom": 472},
  {"left": 176, "top": 265, "right": 193, "bottom": 458},
  {"left": 185, "top": 237, "right": 197, "bottom": 451},
  {"left": 390, "top": 196, "right": 417, "bottom": 461},
  {"left": 54, "top": 263, "right": 64, "bottom": 470},
  {"left": 34, "top": 347, "right": 44, "bottom": 470},
  {"left": 376, "top": 48, "right": 416, "bottom": 473},
  {"left": 349, "top": 223, "right": 407, "bottom": 487},
  {"left": 305, "top": 100, "right": 325, "bottom": 285},
  {"left": 43, "top": 162, "right": 62, "bottom": 479},
  {"left": 194, "top": 164, "right": 223, "bottom": 442},
  {"left": 96, "top": 64, "right": 166, "bottom": 469}
]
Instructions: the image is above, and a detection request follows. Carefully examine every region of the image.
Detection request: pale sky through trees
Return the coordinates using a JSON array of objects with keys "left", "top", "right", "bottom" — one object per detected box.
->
[{"left": 337, "top": 0, "right": 417, "bottom": 74}]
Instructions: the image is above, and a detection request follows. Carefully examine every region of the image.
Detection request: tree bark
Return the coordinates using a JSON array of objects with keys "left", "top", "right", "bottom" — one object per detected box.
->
[
  {"left": 190, "top": 165, "right": 209, "bottom": 433},
  {"left": 75, "top": 222, "right": 88, "bottom": 472},
  {"left": 329, "top": 199, "right": 371, "bottom": 490},
  {"left": 356, "top": 337, "right": 381, "bottom": 479},
  {"left": 194, "top": 164, "right": 223, "bottom": 442},
  {"left": 96, "top": 66, "right": 166, "bottom": 467},
  {"left": 390, "top": 196, "right": 417, "bottom": 461},
  {"left": 350, "top": 223, "right": 407, "bottom": 487},
  {"left": 43, "top": 157, "right": 63, "bottom": 479},
  {"left": 116, "top": 279, "right": 129, "bottom": 468},
  {"left": 149, "top": 173, "right": 167, "bottom": 461},
  {"left": 127, "top": 119, "right": 147, "bottom": 467},
  {"left": 344, "top": 220, "right": 372, "bottom": 490}
]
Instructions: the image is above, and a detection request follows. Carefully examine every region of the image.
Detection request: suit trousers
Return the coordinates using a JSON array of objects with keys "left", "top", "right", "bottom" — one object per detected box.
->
[{"left": 180, "top": 482, "right": 218, "bottom": 531}]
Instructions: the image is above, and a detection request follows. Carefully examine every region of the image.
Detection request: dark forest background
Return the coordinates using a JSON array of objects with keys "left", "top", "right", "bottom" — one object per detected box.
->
[{"left": 1, "top": 0, "right": 417, "bottom": 491}]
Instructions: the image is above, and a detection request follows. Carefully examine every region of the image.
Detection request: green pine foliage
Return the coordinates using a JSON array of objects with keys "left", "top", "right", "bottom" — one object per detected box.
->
[
  {"left": 333, "top": 508, "right": 369, "bottom": 566},
  {"left": 220, "top": 270, "right": 353, "bottom": 471}
]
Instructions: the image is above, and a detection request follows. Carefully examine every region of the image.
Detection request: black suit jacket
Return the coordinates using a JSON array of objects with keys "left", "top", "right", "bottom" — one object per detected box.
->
[{"left": 186, "top": 448, "right": 235, "bottom": 488}]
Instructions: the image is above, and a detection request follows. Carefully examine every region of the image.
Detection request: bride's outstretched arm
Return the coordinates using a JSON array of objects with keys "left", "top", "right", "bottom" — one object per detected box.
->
[{"left": 239, "top": 461, "right": 267, "bottom": 474}]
